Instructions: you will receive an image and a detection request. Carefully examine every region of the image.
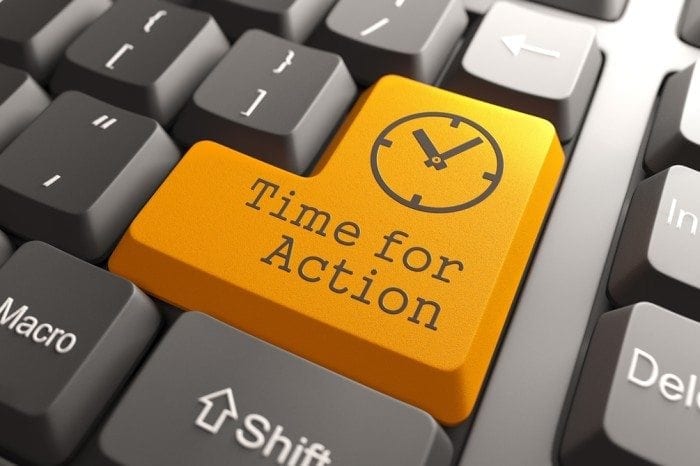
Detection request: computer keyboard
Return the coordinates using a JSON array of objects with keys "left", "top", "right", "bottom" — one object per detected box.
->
[{"left": 0, "top": 0, "right": 697, "bottom": 465}]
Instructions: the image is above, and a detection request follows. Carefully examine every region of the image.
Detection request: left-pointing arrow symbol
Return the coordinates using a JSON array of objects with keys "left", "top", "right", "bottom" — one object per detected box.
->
[
  {"left": 195, "top": 388, "right": 239, "bottom": 434},
  {"left": 501, "top": 34, "right": 560, "bottom": 59}
]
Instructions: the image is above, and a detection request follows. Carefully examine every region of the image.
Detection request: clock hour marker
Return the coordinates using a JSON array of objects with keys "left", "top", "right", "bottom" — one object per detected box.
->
[
  {"left": 410, "top": 194, "right": 423, "bottom": 205},
  {"left": 483, "top": 172, "right": 498, "bottom": 181}
]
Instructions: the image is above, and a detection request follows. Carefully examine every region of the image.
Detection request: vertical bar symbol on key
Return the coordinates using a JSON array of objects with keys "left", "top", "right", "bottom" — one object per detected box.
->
[
  {"left": 360, "top": 18, "right": 390, "bottom": 37},
  {"left": 105, "top": 44, "right": 134, "bottom": 70},
  {"left": 240, "top": 89, "right": 267, "bottom": 117},
  {"left": 43, "top": 175, "right": 61, "bottom": 187},
  {"left": 92, "top": 115, "right": 118, "bottom": 130}
]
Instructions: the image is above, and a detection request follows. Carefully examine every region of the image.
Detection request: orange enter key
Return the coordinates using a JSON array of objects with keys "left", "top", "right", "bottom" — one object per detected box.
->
[{"left": 109, "top": 75, "right": 564, "bottom": 425}]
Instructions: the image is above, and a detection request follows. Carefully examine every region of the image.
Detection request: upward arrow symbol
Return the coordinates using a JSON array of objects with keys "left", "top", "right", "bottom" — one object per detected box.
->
[
  {"left": 501, "top": 34, "right": 561, "bottom": 59},
  {"left": 195, "top": 388, "right": 239, "bottom": 434}
]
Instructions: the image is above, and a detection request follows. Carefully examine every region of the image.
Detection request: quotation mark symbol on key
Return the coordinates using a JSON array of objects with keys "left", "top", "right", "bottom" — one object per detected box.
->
[{"left": 92, "top": 115, "right": 118, "bottom": 130}]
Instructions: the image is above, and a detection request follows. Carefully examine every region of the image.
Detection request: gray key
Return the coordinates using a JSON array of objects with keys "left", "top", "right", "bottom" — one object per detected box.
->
[
  {"left": 0, "top": 241, "right": 161, "bottom": 466},
  {"left": 0, "top": 458, "right": 14, "bottom": 466},
  {"left": 0, "top": 64, "right": 49, "bottom": 152},
  {"left": 51, "top": 0, "right": 229, "bottom": 126},
  {"left": 85, "top": 312, "right": 452, "bottom": 466},
  {"left": 609, "top": 166, "right": 700, "bottom": 318},
  {"left": 191, "top": 0, "right": 336, "bottom": 42},
  {"left": 645, "top": 62, "right": 700, "bottom": 173},
  {"left": 530, "top": 0, "right": 628, "bottom": 21},
  {"left": 0, "top": 0, "right": 111, "bottom": 82},
  {"left": 0, "top": 91, "right": 179, "bottom": 263},
  {"left": 445, "top": 1, "right": 601, "bottom": 142},
  {"left": 173, "top": 29, "right": 356, "bottom": 174},
  {"left": 680, "top": 1, "right": 700, "bottom": 47},
  {"left": 313, "top": 0, "right": 467, "bottom": 85},
  {"left": 0, "top": 230, "right": 10, "bottom": 269},
  {"left": 561, "top": 303, "right": 700, "bottom": 466}
]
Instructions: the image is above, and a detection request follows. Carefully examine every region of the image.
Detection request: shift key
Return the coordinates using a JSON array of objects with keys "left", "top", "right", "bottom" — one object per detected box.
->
[{"left": 109, "top": 75, "right": 564, "bottom": 425}]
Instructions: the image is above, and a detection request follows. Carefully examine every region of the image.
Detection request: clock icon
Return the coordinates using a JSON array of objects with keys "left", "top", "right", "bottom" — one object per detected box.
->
[{"left": 370, "top": 112, "right": 504, "bottom": 214}]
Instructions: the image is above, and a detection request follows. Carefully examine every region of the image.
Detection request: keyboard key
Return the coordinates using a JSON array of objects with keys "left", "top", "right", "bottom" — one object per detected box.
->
[
  {"left": 173, "top": 29, "right": 356, "bottom": 174},
  {"left": 86, "top": 312, "right": 452, "bottom": 466},
  {"left": 0, "top": 241, "right": 160, "bottom": 465},
  {"left": 561, "top": 303, "right": 700, "bottom": 465},
  {"left": 609, "top": 165, "right": 700, "bottom": 317},
  {"left": 445, "top": 2, "right": 601, "bottom": 142},
  {"left": 681, "top": 1, "right": 700, "bottom": 47},
  {"left": 312, "top": 0, "right": 467, "bottom": 85},
  {"left": 0, "top": 0, "right": 111, "bottom": 82},
  {"left": 645, "top": 62, "right": 700, "bottom": 173},
  {"left": 0, "top": 91, "right": 179, "bottom": 263},
  {"left": 0, "top": 230, "right": 11, "bottom": 268},
  {"left": 109, "top": 75, "right": 564, "bottom": 424},
  {"left": 191, "top": 0, "right": 335, "bottom": 42},
  {"left": 50, "top": 0, "right": 229, "bottom": 126},
  {"left": 0, "top": 458, "right": 13, "bottom": 466},
  {"left": 0, "top": 64, "right": 50, "bottom": 152},
  {"left": 530, "top": 0, "right": 628, "bottom": 20}
]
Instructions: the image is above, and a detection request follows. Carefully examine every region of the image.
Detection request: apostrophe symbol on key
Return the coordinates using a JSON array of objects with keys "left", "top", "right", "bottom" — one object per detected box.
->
[
  {"left": 273, "top": 50, "right": 295, "bottom": 74},
  {"left": 144, "top": 10, "right": 167, "bottom": 33},
  {"left": 371, "top": 112, "right": 504, "bottom": 213}
]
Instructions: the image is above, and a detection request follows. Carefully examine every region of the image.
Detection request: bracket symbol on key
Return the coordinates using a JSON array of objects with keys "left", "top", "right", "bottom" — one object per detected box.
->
[
  {"left": 144, "top": 10, "right": 168, "bottom": 33},
  {"left": 273, "top": 50, "right": 295, "bottom": 74},
  {"left": 105, "top": 43, "right": 134, "bottom": 70},
  {"left": 240, "top": 89, "right": 268, "bottom": 117}
]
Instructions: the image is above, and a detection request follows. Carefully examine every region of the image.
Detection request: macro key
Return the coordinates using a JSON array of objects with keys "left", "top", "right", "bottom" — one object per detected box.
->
[
  {"left": 173, "top": 29, "right": 356, "bottom": 174},
  {"left": 609, "top": 165, "right": 700, "bottom": 318},
  {"left": 0, "top": 241, "right": 160, "bottom": 465},
  {"left": 445, "top": 1, "right": 601, "bottom": 141},
  {"left": 85, "top": 312, "right": 452, "bottom": 466},
  {"left": 312, "top": 0, "right": 467, "bottom": 85},
  {"left": 562, "top": 303, "right": 700, "bottom": 465},
  {"left": 191, "top": 0, "right": 336, "bottom": 42},
  {"left": 0, "top": 230, "right": 11, "bottom": 268},
  {"left": 645, "top": 62, "right": 700, "bottom": 173},
  {"left": 110, "top": 75, "right": 564, "bottom": 424},
  {"left": 0, "top": 63, "right": 49, "bottom": 152},
  {"left": 0, "top": 0, "right": 110, "bottom": 81},
  {"left": 0, "top": 91, "right": 179, "bottom": 263},
  {"left": 51, "top": 0, "right": 229, "bottom": 125}
]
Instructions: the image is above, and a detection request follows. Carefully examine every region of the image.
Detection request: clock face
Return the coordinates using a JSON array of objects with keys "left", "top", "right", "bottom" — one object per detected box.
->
[{"left": 370, "top": 112, "right": 504, "bottom": 214}]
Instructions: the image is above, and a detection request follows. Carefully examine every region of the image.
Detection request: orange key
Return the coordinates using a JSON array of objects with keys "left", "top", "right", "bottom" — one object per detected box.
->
[{"left": 109, "top": 75, "right": 564, "bottom": 425}]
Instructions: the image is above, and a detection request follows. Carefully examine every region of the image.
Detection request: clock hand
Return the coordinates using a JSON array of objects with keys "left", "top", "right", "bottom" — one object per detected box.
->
[
  {"left": 438, "top": 136, "right": 484, "bottom": 162},
  {"left": 413, "top": 129, "right": 440, "bottom": 159}
]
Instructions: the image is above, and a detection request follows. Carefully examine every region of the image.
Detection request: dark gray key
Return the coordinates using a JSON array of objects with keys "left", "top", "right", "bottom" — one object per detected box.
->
[
  {"left": 681, "top": 1, "right": 700, "bottom": 46},
  {"left": 191, "top": 0, "right": 335, "bottom": 42},
  {"left": 645, "top": 62, "right": 700, "bottom": 173},
  {"left": 312, "top": 0, "right": 467, "bottom": 85},
  {"left": 445, "top": 1, "right": 601, "bottom": 142},
  {"left": 530, "top": 0, "right": 628, "bottom": 20},
  {"left": 561, "top": 303, "right": 700, "bottom": 466},
  {"left": 0, "top": 241, "right": 161, "bottom": 466},
  {"left": 0, "top": 458, "right": 13, "bottom": 466},
  {"left": 51, "top": 0, "right": 229, "bottom": 125},
  {"left": 0, "top": 230, "right": 11, "bottom": 269},
  {"left": 0, "top": 64, "right": 49, "bottom": 152},
  {"left": 0, "top": 0, "right": 110, "bottom": 82},
  {"left": 609, "top": 166, "right": 700, "bottom": 318},
  {"left": 0, "top": 91, "right": 179, "bottom": 263},
  {"left": 173, "top": 29, "right": 356, "bottom": 174},
  {"left": 86, "top": 312, "right": 452, "bottom": 466}
]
